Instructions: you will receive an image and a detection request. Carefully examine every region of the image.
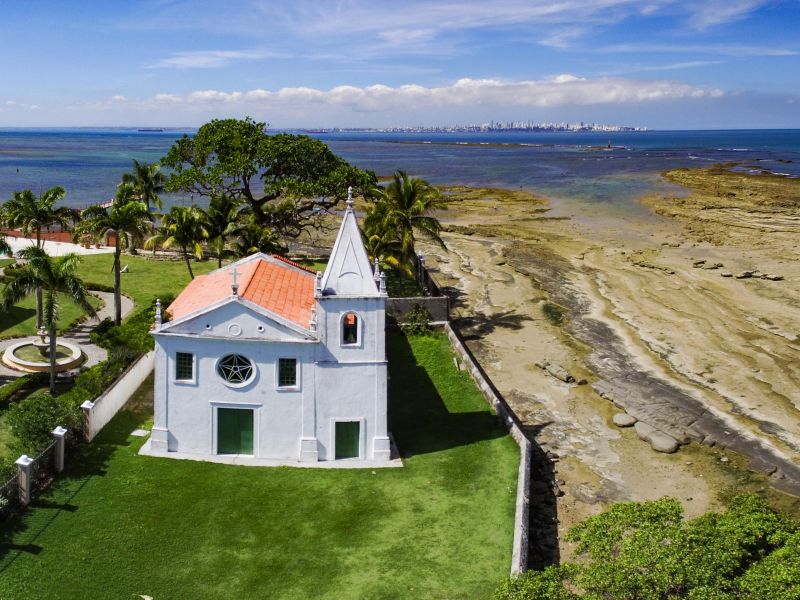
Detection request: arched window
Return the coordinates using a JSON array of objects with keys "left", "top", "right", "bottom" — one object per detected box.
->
[{"left": 342, "top": 312, "right": 359, "bottom": 345}]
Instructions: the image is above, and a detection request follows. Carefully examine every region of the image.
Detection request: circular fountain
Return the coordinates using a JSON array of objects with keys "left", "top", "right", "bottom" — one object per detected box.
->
[{"left": 2, "top": 328, "right": 84, "bottom": 372}]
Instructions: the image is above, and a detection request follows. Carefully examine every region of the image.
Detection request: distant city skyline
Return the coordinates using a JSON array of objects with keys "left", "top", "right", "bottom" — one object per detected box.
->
[{"left": 0, "top": 1, "right": 798, "bottom": 129}]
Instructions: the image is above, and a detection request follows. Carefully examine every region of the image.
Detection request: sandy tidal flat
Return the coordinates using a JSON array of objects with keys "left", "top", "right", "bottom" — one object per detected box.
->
[{"left": 420, "top": 174, "right": 800, "bottom": 559}]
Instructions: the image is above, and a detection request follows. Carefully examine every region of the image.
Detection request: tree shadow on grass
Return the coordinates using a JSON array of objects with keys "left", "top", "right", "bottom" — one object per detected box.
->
[
  {"left": 0, "top": 410, "right": 136, "bottom": 570},
  {"left": 0, "top": 306, "right": 37, "bottom": 333},
  {"left": 387, "top": 332, "right": 507, "bottom": 458}
]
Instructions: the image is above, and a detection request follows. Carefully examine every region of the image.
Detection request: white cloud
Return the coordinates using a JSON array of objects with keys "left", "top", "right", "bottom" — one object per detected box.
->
[
  {"left": 127, "top": 1, "right": 773, "bottom": 53},
  {"left": 599, "top": 43, "right": 798, "bottom": 57},
  {"left": 686, "top": 0, "right": 768, "bottom": 29},
  {"left": 143, "top": 76, "right": 722, "bottom": 113},
  {"left": 2, "top": 100, "right": 41, "bottom": 110},
  {"left": 147, "top": 49, "right": 282, "bottom": 69}
]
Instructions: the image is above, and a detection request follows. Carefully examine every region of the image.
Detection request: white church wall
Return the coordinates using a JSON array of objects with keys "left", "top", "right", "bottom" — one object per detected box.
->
[
  {"left": 316, "top": 296, "right": 386, "bottom": 364},
  {"left": 313, "top": 361, "right": 388, "bottom": 461},
  {"left": 154, "top": 335, "right": 316, "bottom": 459}
]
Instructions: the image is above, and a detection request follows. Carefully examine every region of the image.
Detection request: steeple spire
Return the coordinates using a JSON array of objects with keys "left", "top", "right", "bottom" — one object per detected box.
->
[
  {"left": 346, "top": 186, "right": 354, "bottom": 212},
  {"left": 320, "top": 187, "right": 381, "bottom": 297}
]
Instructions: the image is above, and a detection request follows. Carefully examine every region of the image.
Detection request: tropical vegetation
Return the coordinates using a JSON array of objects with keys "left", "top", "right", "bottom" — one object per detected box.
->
[
  {"left": 363, "top": 170, "right": 446, "bottom": 275},
  {"left": 2, "top": 187, "right": 75, "bottom": 328},
  {"left": 204, "top": 194, "right": 244, "bottom": 268},
  {"left": 496, "top": 494, "right": 800, "bottom": 599},
  {"left": 120, "top": 159, "right": 166, "bottom": 213},
  {"left": 76, "top": 183, "right": 150, "bottom": 324},
  {"left": 0, "top": 247, "right": 96, "bottom": 394},
  {"left": 145, "top": 205, "right": 209, "bottom": 279}
]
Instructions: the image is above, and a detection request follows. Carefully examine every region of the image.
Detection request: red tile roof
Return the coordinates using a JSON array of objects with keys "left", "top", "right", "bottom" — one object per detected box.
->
[{"left": 167, "top": 256, "right": 316, "bottom": 329}]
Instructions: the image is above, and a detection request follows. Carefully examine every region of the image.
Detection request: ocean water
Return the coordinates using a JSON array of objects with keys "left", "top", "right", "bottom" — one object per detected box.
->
[{"left": 0, "top": 128, "right": 798, "bottom": 211}]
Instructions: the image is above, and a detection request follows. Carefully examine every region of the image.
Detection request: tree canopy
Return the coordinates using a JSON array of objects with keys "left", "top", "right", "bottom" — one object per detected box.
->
[
  {"left": 496, "top": 494, "right": 800, "bottom": 600},
  {"left": 160, "top": 117, "right": 376, "bottom": 239}
]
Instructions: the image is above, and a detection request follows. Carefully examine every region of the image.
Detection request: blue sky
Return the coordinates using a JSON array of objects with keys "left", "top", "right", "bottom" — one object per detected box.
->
[{"left": 0, "top": 0, "right": 798, "bottom": 128}]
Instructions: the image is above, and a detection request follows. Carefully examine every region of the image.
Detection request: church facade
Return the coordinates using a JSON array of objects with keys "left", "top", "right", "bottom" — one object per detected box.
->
[{"left": 146, "top": 196, "right": 391, "bottom": 464}]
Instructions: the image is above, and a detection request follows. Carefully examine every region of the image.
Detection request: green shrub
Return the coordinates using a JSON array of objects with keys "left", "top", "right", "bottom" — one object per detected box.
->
[
  {"left": 82, "top": 281, "right": 116, "bottom": 293},
  {"left": 5, "top": 393, "right": 80, "bottom": 454},
  {"left": 496, "top": 494, "right": 800, "bottom": 600},
  {"left": 91, "top": 296, "right": 172, "bottom": 358},
  {"left": 398, "top": 303, "right": 433, "bottom": 335},
  {"left": 494, "top": 565, "right": 578, "bottom": 600}
]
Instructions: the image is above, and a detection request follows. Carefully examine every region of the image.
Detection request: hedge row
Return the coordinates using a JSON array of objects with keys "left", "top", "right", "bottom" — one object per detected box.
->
[{"left": 0, "top": 373, "right": 49, "bottom": 408}]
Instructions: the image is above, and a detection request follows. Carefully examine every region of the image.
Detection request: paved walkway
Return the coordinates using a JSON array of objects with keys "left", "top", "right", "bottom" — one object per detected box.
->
[
  {"left": 5, "top": 237, "right": 114, "bottom": 256},
  {"left": 0, "top": 289, "right": 135, "bottom": 383}
]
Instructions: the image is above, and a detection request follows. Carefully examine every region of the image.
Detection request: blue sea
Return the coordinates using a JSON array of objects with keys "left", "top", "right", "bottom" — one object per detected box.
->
[{"left": 1, "top": 128, "right": 798, "bottom": 212}]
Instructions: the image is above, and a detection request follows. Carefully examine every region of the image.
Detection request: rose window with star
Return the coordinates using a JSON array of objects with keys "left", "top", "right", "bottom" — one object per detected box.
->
[{"left": 216, "top": 354, "right": 255, "bottom": 386}]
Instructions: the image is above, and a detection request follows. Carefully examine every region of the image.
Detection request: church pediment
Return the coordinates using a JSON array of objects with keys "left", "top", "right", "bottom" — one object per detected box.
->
[{"left": 157, "top": 298, "right": 315, "bottom": 342}]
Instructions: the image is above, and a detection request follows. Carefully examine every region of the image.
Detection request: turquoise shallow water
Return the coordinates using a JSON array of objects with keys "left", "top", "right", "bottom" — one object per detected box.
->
[{"left": 0, "top": 128, "right": 798, "bottom": 210}]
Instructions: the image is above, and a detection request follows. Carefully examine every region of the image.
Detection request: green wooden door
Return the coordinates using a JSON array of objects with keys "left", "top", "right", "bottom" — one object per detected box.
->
[
  {"left": 335, "top": 421, "right": 360, "bottom": 459},
  {"left": 217, "top": 408, "right": 254, "bottom": 455}
]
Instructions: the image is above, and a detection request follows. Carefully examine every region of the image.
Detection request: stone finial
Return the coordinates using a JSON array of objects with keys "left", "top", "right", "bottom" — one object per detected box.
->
[
  {"left": 310, "top": 307, "right": 318, "bottom": 333},
  {"left": 155, "top": 298, "right": 162, "bottom": 329},
  {"left": 379, "top": 271, "right": 387, "bottom": 295},
  {"left": 315, "top": 271, "right": 323, "bottom": 296},
  {"left": 346, "top": 186, "right": 354, "bottom": 211},
  {"left": 231, "top": 267, "right": 241, "bottom": 297},
  {"left": 373, "top": 257, "right": 380, "bottom": 281}
]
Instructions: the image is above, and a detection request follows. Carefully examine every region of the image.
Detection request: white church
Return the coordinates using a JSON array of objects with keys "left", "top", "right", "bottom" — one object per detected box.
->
[{"left": 144, "top": 192, "right": 393, "bottom": 465}]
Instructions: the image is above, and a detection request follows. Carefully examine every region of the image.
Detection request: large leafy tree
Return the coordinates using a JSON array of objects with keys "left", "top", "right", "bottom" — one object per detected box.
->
[
  {"left": 161, "top": 117, "right": 376, "bottom": 239},
  {"left": 365, "top": 170, "right": 446, "bottom": 270},
  {"left": 145, "top": 205, "right": 208, "bottom": 280},
  {"left": 121, "top": 159, "right": 166, "bottom": 213},
  {"left": 3, "top": 187, "right": 72, "bottom": 328},
  {"left": 77, "top": 183, "right": 151, "bottom": 325},
  {"left": 204, "top": 194, "right": 244, "bottom": 268},
  {"left": 496, "top": 494, "right": 800, "bottom": 600},
  {"left": 1, "top": 247, "right": 96, "bottom": 394}
]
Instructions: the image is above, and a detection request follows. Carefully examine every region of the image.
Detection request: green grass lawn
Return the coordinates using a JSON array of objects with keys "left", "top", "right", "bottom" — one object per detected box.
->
[
  {"left": 0, "top": 332, "right": 519, "bottom": 599},
  {"left": 74, "top": 253, "right": 218, "bottom": 309},
  {"left": 0, "top": 284, "right": 103, "bottom": 340},
  {"left": 0, "top": 259, "right": 15, "bottom": 269}
]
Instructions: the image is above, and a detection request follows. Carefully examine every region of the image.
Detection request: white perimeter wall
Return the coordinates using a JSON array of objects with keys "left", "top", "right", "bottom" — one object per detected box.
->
[{"left": 85, "top": 351, "right": 155, "bottom": 441}]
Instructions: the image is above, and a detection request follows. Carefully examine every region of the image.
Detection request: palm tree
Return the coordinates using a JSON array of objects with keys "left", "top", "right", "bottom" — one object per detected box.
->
[
  {"left": 3, "top": 187, "right": 72, "bottom": 328},
  {"left": 1, "top": 247, "right": 96, "bottom": 394},
  {"left": 145, "top": 206, "right": 208, "bottom": 280},
  {"left": 367, "top": 171, "right": 446, "bottom": 269},
  {"left": 77, "top": 183, "right": 151, "bottom": 325},
  {"left": 121, "top": 160, "right": 166, "bottom": 213},
  {"left": 362, "top": 227, "right": 410, "bottom": 277},
  {"left": 0, "top": 237, "right": 10, "bottom": 258},
  {"left": 231, "top": 214, "right": 283, "bottom": 257},
  {"left": 205, "top": 194, "right": 244, "bottom": 268}
]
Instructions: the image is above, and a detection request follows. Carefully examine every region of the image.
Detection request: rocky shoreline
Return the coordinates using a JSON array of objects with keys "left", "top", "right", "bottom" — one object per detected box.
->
[{"left": 419, "top": 170, "right": 800, "bottom": 551}]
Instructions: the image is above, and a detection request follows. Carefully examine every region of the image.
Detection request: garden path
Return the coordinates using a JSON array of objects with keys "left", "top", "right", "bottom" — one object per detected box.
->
[{"left": 0, "top": 290, "right": 134, "bottom": 382}]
